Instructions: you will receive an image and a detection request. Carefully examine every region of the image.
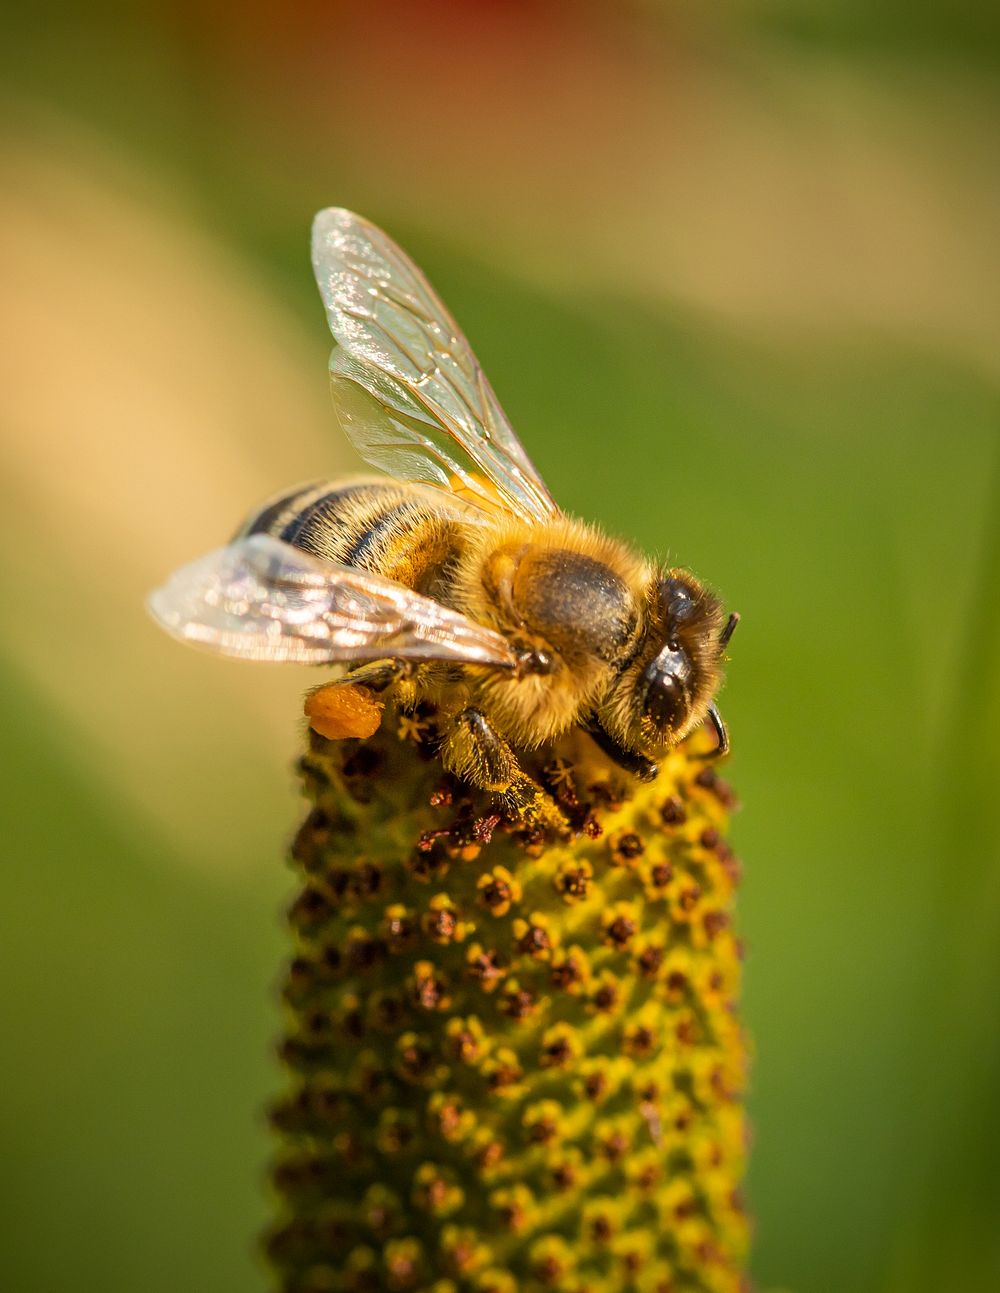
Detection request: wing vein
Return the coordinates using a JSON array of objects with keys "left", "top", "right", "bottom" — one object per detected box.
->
[
  {"left": 149, "top": 535, "right": 520, "bottom": 670},
  {"left": 312, "top": 208, "right": 558, "bottom": 524}
]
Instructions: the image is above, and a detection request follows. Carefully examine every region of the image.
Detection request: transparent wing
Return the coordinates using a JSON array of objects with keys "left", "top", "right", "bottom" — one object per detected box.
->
[
  {"left": 311, "top": 207, "right": 558, "bottom": 524},
  {"left": 147, "top": 534, "right": 519, "bottom": 669}
]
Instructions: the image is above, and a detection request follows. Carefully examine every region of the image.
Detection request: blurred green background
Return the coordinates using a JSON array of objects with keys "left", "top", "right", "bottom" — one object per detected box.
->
[{"left": 2, "top": 2, "right": 998, "bottom": 1291}]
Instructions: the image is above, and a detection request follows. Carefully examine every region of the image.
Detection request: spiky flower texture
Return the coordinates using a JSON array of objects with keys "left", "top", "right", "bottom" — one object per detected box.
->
[{"left": 267, "top": 703, "right": 749, "bottom": 1293}]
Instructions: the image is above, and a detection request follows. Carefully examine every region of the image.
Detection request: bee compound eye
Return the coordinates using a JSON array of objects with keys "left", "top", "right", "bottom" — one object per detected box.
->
[
  {"left": 641, "top": 641, "right": 693, "bottom": 731},
  {"left": 643, "top": 673, "right": 685, "bottom": 728}
]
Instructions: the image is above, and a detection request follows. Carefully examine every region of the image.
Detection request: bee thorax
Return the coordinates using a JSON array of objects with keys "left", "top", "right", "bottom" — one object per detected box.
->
[{"left": 508, "top": 547, "right": 639, "bottom": 666}]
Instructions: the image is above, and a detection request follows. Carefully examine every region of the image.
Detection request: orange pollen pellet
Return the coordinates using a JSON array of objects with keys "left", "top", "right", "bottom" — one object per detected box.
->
[{"left": 304, "top": 682, "right": 384, "bottom": 741}]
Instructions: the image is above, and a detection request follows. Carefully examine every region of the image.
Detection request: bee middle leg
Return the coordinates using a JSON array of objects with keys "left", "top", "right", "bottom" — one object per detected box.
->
[{"left": 442, "top": 708, "right": 566, "bottom": 828}]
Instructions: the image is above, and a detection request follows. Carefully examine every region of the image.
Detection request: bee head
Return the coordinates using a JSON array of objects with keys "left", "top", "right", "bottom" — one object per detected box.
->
[
  {"left": 598, "top": 572, "right": 736, "bottom": 758},
  {"left": 640, "top": 578, "right": 702, "bottom": 730}
]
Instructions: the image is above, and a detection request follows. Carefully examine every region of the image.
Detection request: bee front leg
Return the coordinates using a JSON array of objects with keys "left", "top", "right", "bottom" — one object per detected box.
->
[
  {"left": 583, "top": 718, "right": 659, "bottom": 783},
  {"left": 442, "top": 708, "right": 520, "bottom": 793},
  {"left": 442, "top": 708, "right": 566, "bottom": 829}
]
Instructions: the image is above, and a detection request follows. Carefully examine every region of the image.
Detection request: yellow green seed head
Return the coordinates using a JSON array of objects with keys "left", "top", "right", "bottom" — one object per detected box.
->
[{"left": 267, "top": 708, "right": 749, "bottom": 1292}]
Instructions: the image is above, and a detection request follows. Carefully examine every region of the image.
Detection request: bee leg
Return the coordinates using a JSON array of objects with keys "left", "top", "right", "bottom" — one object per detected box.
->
[
  {"left": 304, "top": 659, "right": 412, "bottom": 741},
  {"left": 342, "top": 658, "right": 410, "bottom": 692},
  {"left": 442, "top": 708, "right": 521, "bottom": 793},
  {"left": 500, "top": 774, "right": 569, "bottom": 833},
  {"left": 338, "top": 657, "right": 422, "bottom": 708},
  {"left": 442, "top": 709, "right": 567, "bottom": 829},
  {"left": 583, "top": 719, "right": 659, "bottom": 783}
]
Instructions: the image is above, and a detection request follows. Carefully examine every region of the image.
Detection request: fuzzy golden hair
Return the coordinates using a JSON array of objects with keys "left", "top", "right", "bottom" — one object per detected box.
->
[{"left": 452, "top": 514, "right": 652, "bottom": 748}]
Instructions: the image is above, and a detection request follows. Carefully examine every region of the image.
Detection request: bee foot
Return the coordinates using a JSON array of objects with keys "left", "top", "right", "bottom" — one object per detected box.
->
[{"left": 501, "top": 774, "right": 570, "bottom": 834}]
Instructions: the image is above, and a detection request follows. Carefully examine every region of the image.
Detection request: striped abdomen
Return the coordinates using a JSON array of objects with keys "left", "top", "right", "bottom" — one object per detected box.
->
[{"left": 237, "top": 479, "right": 467, "bottom": 594}]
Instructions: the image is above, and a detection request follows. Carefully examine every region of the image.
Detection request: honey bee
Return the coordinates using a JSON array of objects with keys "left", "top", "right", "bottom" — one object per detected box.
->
[{"left": 150, "top": 209, "right": 737, "bottom": 808}]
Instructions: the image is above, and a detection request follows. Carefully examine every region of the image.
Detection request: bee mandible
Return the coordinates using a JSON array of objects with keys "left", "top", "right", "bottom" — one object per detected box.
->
[{"left": 150, "top": 210, "right": 738, "bottom": 809}]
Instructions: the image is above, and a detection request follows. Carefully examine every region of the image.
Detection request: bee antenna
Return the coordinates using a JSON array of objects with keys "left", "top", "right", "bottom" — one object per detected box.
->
[
  {"left": 719, "top": 612, "right": 740, "bottom": 650},
  {"left": 697, "top": 702, "right": 730, "bottom": 760}
]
